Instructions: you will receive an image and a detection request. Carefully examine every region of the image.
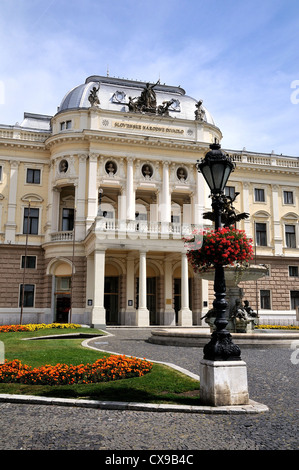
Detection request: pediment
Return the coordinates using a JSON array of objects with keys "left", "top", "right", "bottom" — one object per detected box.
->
[
  {"left": 21, "top": 193, "right": 44, "bottom": 202},
  {"left": 253, "top": 210, "right": 270, "bottom": 218},
  {"left": 283, "top": 212, "right": 299, "bottom": 220}
]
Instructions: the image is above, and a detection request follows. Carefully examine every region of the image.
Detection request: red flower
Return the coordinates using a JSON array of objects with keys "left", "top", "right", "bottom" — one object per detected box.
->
[{"left": 184, "top": 227, "right": 254, "bottom": 273}]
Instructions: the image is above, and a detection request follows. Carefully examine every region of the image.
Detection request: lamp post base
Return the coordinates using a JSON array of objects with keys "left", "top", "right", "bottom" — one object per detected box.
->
[
  {"left": 199, "top": 359, "right": 249, "bottom": 406},
  {"left": 203, "top": 329, "right": 241, "bottom": 361}
]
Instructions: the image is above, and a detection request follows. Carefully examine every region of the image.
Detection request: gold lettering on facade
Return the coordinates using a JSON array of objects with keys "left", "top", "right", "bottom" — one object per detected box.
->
[{"left": 113, "top": 121, "right": 184, "bottom": 135}]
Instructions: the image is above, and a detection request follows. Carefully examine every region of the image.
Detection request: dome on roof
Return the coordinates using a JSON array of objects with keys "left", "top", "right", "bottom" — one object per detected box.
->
[
  {"left": 58, "top": 82, "right": 96, "bottom": 112},
  {"left": 57, "top": 76, "right": 215, "bottom": 125}
]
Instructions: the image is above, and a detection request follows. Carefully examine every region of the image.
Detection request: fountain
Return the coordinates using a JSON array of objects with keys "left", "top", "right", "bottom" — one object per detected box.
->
[
  {"left": 199, "top": 264, "right": 267, "bottom": 333},
  {"left": 149, "top": 192, "right": 299, "bottom": 349}
]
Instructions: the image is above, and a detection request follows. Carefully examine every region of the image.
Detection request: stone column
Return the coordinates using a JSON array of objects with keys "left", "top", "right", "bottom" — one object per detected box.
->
[
  {"left": 51, "top": 187, "right": 60, "bottom": 234},
  {"left": 44, "top": 162, "right": 52, "bottom": 243},
  {"left": 124, "top": 255, "right": 136, "bottom": 325},
  {"left": 76, "top": 153, "right": 87, "bottom": 240},
  {"left": 86, "top": 153, "right": 98, "bottom": 230},
  {"left": 91, "top": 249, "right": 106, "bottom": 328},
  {"left": 163, "top": 257, "right": 175, "bottom": 325},
  {"left": 161, "top": 161, "right": 171, "bottom": 235},
  {"left": 5, "top": 160, "right": 19, "bottom": 243},
  {"left": 272, "top": 184, "right": 283, "bottom": 255},
  {"left": 137, "top": 251, "right": 149, "bottom": 326},
  {"left": 194, "top": 169, "right": 209, "bottom": 323},
  {"left": 118, "top": 188, "right": 127, "bottom": 235},
  {"left": 126, "top": 158, "right": 135, "bottom": 220},
  {"left": 178, "top": 252, "right": 192, "bottom": 326},
  {"left": 243, "top": 182, "right": 251, "bottom": 237},
  {"left": 194, "top": 170, "right": 205, "bottom": 226}
]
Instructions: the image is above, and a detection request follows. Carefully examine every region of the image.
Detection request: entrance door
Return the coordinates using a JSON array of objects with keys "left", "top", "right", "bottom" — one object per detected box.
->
[
  {"left": 104, "top": 276, "right": 119, "bottom": 324},
  {"left": 147, "top": 277, "right": 157, "bottom": 325},
  {"left": 55, "top": 294, "right": 71, "bottom": 323},
  {"left": 55, "top": 277, "right": 71, "bottom": 323}
]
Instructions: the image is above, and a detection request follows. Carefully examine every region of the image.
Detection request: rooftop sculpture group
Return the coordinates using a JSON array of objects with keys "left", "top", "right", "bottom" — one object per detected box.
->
[
  {"left": 88, "top": 80, "right": 207, "bottom": 118},
  {"left": 125, "top": 80, "right": 169, "bottom": 114}
]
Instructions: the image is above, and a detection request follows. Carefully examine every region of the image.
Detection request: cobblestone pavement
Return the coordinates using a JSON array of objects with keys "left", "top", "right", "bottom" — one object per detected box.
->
[{"left": 0, "top": 327, "right": 298, "bottom": 451}]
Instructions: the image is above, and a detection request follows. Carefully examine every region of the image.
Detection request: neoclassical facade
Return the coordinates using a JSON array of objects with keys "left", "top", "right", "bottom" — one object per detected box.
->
[{"left": 0, "top": 75, "right": 298, "bottom": 327}]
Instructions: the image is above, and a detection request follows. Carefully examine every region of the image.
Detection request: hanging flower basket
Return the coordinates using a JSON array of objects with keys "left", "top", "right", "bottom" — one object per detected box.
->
[{"left": 184, "top": 227, "right": 254, "bottom": 273}]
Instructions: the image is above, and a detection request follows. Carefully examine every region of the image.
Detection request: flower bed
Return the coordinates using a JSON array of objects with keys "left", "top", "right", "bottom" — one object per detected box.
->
[
  {"left": 0, "top": 356, "right": 153, "bottom": 385},
  {"left": 0, "top": 323, "right": 81, "bottom": 333},
  {"left": 185, "top": 227, "right": 254, "bottom": 273},
  {"left": 256, "top": 324, "right": 299, "bottom": 330}
]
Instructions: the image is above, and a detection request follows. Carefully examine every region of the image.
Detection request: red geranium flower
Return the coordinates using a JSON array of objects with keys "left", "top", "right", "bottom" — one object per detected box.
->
[{"left": 184, "top": 227, "right": 254, "bottom": 273}]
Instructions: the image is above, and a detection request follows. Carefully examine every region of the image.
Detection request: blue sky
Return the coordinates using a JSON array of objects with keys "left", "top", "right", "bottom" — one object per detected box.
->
[{"left": 0, "top": 0, "right": 299, "bottom": 156}]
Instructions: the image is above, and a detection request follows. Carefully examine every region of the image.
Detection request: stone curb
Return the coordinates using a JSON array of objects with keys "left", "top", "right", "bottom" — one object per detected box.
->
[{"left": 0, "top": 394, "right": 269, "bottom": 414}]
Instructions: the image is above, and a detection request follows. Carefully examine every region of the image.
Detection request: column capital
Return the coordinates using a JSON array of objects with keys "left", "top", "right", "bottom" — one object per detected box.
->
[
  {"left": 89, "top": 153, "right": 98, "bottom": 162},
  {"left": 78, "top": 153, "right": 88, "bottom": 163},
  {"left": 9, "top": 160, "right": 20, "bottom": 169}
]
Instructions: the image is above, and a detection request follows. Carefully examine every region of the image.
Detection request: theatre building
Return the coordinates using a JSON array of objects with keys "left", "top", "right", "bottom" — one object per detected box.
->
[{"left": 0, "top": 75, "right": 298, "bottom": 327}]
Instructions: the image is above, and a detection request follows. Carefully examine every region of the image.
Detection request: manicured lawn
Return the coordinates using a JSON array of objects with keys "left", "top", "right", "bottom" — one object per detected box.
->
[{"left": 0, "top": 328, "right": 201, "bottom": 405}]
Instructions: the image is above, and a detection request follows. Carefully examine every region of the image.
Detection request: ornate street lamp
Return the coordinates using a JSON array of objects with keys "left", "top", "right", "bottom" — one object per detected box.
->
[{"left": 196, "top": 141, "right": 241, "bottom": 361}]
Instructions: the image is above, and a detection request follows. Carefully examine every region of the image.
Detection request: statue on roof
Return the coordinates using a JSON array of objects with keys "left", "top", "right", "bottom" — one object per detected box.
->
[
  {"left": 195, "top": 99, "right": 206, "bottom": 121},
  {"left": 126, "top": 80, "right": 160, "bottom": 113},
  {"left": 88, "top": 85, "right": 100, "bottom": 107},
  {"left": 139, "top": 80, "right": 159, "bottom": 110},
  {"left": 157, "top": 99, "right": 175, "bottom": 116}
]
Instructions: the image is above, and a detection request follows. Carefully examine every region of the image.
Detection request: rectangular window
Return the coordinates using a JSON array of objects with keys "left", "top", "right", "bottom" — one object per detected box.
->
[
  {"left": 289, "top": 266, "right": 299, "bottom": 277},
  {"left": 290, "top": 291, "right": 299, "bottom": 309},
  {"left": 23, "top": 208, "right": 39, "bottom": 235},
  {"left": 285, "top": 225, "right": 296, "bottom": 248},
  {"left": 26, "top": 169, "right": 40, "bottom": 184},
  {"left": 254, "top": 188, "right": 265, "bottom": 202},
  {"left": 62, "top": 208, "right": 74, "bottom": 231},
  {"left": 260, "top": 290, "right": 271, "bottom": 309},
  {"left": 225, "top": 186, "right": 235, "bottom": 199},
  {"left": 283, "top": 191, "right": 294, "bottom": 204},
  {"left": 60, "top": 120, "right": 72, "bottom": 130},
  {"left": 0, "top": 166, "right": 2, "bottom": 182},
  {"left": 21, "top": 255, "right": 36, "bottom": 269},
  {"left": 19, "top": 284, "right": 35, "bottom": 307},
  {"left": 256, "top": 222, "right": 267, "bottom": 246}
]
